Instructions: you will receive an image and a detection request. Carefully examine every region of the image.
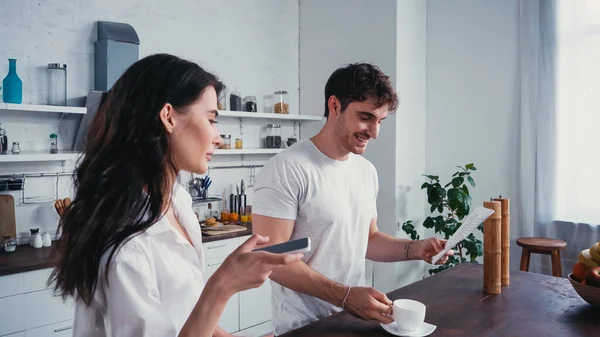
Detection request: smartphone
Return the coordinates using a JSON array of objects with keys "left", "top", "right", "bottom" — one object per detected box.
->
[{"left": 252, "top": 237, "right": 311, "bottom": 254}]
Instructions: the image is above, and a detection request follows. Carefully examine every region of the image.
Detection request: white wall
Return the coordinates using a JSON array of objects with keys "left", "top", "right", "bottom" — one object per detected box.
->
[
  {"left": 300, "top": 0, "right": 428, "bottom": 292},
  {"left": 425, "top": 0, "right": 519, "bottom": 267},
  {"left": 0, "top": 0, "right": 301, "bottom": 239}
]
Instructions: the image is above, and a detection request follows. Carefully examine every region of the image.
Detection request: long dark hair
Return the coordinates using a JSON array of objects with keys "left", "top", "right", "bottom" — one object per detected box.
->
[{"left": 51, "top": 54, "right": 223, "bottom": 304}]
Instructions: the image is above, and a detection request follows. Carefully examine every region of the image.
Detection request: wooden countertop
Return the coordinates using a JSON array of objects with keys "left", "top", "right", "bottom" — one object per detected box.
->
[
  {"left": 0, "top": 225, "right": 253, "bottom": 276},
  {"left": 281, "top": 263, "right": 599, "bottom": 337},
  {"left": 0, "top": 245, "right": 58, "bottom": 276}
]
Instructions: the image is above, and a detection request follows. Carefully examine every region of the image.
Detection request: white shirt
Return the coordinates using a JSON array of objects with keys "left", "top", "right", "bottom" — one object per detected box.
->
[
  {"left": 72, "top": 184, "right": 206, "bottom": 337},
  {"left": 253, "top": 139, "right": 378, "bottom": 336}
]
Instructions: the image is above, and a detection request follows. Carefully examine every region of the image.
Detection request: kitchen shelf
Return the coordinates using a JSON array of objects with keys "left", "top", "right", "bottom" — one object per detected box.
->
[
  {"left": 218, "top": 110, "right": 322, "bottom": 121},
  {"left": 214, "top": 148, "right": 284, "bottom": 155},
  {"left": 0, "top": 103, "right": 86, "bottom": 115},
  {"left": 0, "top": 151, "right": 82, "bottom": 163}
]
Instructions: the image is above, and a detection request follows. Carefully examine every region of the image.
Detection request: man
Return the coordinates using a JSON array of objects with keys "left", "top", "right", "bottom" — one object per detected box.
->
[{"left": 252, "top": 63, "right": 453, "bottom": 336}]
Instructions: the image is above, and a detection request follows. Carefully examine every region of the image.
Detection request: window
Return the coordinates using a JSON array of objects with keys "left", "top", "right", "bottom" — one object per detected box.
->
[{"left": 554, "top": 0, "right": 600, "bottom": 224}]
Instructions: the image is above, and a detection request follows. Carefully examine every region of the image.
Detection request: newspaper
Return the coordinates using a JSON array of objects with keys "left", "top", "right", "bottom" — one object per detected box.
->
[{"left": 431, "top": 206, "right": 495, "bottom": 265}]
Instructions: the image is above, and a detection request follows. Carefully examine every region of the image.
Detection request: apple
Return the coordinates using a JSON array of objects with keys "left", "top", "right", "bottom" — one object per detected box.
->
[
  {"left": 584, "top": 266, "right": 600, "bottom": 287},
  {"left": 572, "top": 262, "right": 589, "bottom": 282}
]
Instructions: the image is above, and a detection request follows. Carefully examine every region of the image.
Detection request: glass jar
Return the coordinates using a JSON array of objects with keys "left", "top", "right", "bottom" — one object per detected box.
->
[
  {"left": 229, "top": 88, "right": 242, "bottom": 111},
  {"left": 50, "top": 133, "right": 58, "bottom": 154},
  {"left": 219, "top": 134, "right": 231, "bottom": 149},
  {"left": 2, "top": 236, "right": 17, "bottom": 253},
  {"left": 11, "top": 142, "right": 20, "bottom": 154},
  {"left": 263, "top": 95, "right": 274, "bottom": 113},
  {"left": 48, "top": 63, "right": 67, "bottom": 106},
  {"left": 235, "top": 138, "right": 243, "bottom": 149},
  {"left": 244, "top": 96, "right": 257, "bottom": 112},
  {"left": 273, "top": 90, "right": 289, "bottom": 114},
  {"left": 217, "top": 87, "right": 227, "bottom": 110},
  {"left": 265, "top": 124, "right": 282, "bottom": 149},
  {"left": 0, "top": 123, "right": 7, "bottom": 153}
]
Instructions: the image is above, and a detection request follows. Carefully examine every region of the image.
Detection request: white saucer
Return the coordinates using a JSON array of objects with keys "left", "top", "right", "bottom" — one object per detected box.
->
[{"left": 380, "top": 321, "right": 436, "bottom": 337}]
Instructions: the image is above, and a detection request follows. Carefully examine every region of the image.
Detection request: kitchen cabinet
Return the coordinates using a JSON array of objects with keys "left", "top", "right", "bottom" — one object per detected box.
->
[
  {"left": 205, "top": 255, "right": 240, "bottom": 333},
  {"left": 0, "top": 235, "right": 274, "bottom": 337},
  {"left": 0, "top": 269, "right": 73, "bottom": 337},
  {"left": 24, "top": 320, "right": 72, "bottom": 337},
  {"left": 204, "top": 235, "right": 273, "bottom": 335},
  {"left": 239, "top": 278, "right": 272, "bottom": 330}
]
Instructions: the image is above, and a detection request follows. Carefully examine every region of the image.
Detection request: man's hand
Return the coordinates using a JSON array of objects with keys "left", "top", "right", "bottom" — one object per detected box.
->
[
  {"left": 343, "top": 287, "right": 394, "bottom": 324},
  {"left": 415, "top": 237, "right": 454, "bottom": 264}
]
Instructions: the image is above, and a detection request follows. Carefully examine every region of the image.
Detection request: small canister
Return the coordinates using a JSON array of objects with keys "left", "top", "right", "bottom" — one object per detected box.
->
[
  {"left": 219, "top": 134, "right": 231, "bottom": 149},
  {"left": 48, "top": 63, "right": 67, "bottom": 106},
  {"left": 273, "top": 90, "right": 289, "bottom": 114}
]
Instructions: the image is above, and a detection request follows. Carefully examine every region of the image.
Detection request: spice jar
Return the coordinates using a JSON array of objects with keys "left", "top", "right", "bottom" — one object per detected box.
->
[
  {"left": 11, "top": 142, "right": 20, "bottom": 154},
  {"left": 219, "top": 134, "right": 231, "bottom": 149},
  {"left": 235, "top": 138, "right": 243, "bottom": 149},
  {"left": 265, "top": 124, "right": 282, "bottom": 149},
  {"left": 47, "top": 63, "right": 67, "bottom": 106},
  {"left": 273, "top": 90, "right": 289, "bottom": 114},
  {"left": 50, "top": 133, "right": 58, "bottom": 153},
  {"left": 244, "top": 96, "right": 257, "bottom": 112}
]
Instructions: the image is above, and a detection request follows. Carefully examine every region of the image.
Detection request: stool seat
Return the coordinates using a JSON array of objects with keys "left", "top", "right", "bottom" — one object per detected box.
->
[
  {"left": 517, "top": 237, "right": 567, "bottom": 278},
  {"left": 516, "top": 237, "right": 567, "bottom": 253}
]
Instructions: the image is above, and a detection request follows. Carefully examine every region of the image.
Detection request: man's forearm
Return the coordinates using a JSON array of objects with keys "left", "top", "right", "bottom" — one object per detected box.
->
[
  {"left": 366, "top": 231, "right": 419, "bottom": 262},
  {"left": 270, "top": 261, "right": 348, "bottom": 307}
]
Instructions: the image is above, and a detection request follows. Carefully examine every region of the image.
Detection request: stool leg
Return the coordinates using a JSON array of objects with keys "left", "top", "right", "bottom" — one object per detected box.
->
[
  {"left": 551, "top": 250, "right": 562, "bottom": 277},
  {"left": 520, "top": 247, "right": 530, "bottom": 272}
]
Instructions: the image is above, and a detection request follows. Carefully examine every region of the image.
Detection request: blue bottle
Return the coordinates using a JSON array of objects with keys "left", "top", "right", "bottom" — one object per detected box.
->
[{"left": 3, "top": 58, "right": 23, "bottom": 104}]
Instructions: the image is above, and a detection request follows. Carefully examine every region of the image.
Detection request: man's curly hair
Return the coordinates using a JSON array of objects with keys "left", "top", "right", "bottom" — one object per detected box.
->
[{"left": 324, "top": 63, "right": 399, "bottom": 118}]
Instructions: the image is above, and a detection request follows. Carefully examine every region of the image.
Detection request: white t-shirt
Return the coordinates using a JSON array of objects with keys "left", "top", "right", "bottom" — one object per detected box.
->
[
  {"left": 72, "top": 184, "right": 206, "bottom": 337},
  {"left": 253, "top": 139, "right": 378, "bottom": 336}
]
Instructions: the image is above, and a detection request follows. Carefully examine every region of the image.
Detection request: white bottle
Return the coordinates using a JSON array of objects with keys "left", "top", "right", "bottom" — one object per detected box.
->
[
  {"left": 42, "top": 232, "right": 52, "bottom": 247},
  {"left": 32, "top": 233, "right": 42, "bottom": 248}
]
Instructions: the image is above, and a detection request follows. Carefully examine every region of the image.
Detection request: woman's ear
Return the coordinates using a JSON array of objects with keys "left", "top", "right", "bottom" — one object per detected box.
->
[{"left": 159, "top": 103, "right": 176, "bottom": 134}]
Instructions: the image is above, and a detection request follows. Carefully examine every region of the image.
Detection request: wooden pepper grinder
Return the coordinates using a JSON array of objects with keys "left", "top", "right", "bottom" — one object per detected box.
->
[
  {"left": 493, "top": 196, "right": 510, "bottom": 286},
  {"left": 483, "top": 199, "right": 502, "bottom": 295}
]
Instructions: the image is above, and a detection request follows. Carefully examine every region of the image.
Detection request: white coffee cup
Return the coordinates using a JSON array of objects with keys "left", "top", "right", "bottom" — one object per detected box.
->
[{"left": 392, "top": 299, "right": 426, "bottom": 331}]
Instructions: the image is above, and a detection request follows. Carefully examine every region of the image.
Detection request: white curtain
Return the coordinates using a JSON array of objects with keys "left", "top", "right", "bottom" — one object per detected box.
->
[{"left": 516, "top": 0, "right": 600, "bottom": 276}]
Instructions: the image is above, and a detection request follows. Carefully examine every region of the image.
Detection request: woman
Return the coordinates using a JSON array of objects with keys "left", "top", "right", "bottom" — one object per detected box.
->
[{"left": 51, "top": 53, "right": 302, "bottom": 337}]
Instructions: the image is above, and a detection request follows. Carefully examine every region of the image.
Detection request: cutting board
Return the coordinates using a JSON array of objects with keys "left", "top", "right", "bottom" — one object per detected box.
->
[
  {"left": 0, "top": 195, "right": 17, "bottom": 237},
  {"left": 202, "top": 224, "right": 248, "bottom": 236}
]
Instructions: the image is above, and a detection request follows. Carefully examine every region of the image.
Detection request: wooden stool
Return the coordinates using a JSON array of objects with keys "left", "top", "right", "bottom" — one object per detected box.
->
[{"left": 517, "top": 237, "right": 567, "bottom": 277}]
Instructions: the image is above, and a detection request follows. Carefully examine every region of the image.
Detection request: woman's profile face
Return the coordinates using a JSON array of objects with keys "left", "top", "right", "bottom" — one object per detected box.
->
[{"left": 164, "top": 86, "right": 223, "bottom": 175}]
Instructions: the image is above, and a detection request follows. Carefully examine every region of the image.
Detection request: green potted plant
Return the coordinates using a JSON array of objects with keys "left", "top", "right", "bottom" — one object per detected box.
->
[{"left": 401, "top": 163, "right": 483, "bottom": 275}]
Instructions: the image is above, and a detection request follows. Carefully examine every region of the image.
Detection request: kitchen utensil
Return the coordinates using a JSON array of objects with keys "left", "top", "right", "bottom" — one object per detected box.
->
[
  {"left": 0, "top": 195, "right": 17, "bottom": 238},
  {"left": 42, "top": 232, "right": 52, "bottom": 247},
  {"left": 54, "top": 197, "right": 72, "bottom": 217},
  {"left": 7, "top": 176, "right": 23, "bottom": 190},
  {"left": 30, "top": 228, "right": 42, "bottom": 248},
  {"left": 240, "top": 179, "right": 247, "bottom": 215}
]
